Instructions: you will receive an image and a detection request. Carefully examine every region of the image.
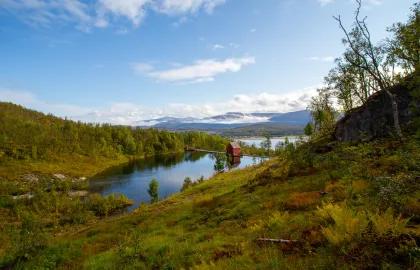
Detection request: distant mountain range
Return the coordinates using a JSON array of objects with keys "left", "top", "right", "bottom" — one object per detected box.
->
[{"left": 136, "top": 110, "right": 310, "bottom": 134}]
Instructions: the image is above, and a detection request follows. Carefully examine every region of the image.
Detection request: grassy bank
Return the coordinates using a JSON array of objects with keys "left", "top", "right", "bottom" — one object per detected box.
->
[
  {"left": 2, "top": 136, "right": 419, "bottom": 269},
  {"left": 0, "top": 155, "right": 129, "bottom": 182}
]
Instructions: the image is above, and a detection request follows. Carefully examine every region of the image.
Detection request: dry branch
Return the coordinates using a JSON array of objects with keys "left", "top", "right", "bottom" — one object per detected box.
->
[{"left": 256, "top": 238, "right": 301, "bottom": 243}]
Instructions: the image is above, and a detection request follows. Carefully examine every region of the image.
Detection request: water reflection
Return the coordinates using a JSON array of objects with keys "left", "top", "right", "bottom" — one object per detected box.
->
[{"left": 90, "top": 152, "right": 263, "bottom": 213}]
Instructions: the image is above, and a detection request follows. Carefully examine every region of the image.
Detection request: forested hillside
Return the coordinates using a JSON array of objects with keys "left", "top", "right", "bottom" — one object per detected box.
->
[{"left": 0, "top": 102, "right": 230, "bottom": 162}]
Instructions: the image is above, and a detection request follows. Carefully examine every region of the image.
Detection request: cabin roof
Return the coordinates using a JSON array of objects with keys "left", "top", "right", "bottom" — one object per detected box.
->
[{"left": 229, "top": 142, "right": 241, "bottom": 149}]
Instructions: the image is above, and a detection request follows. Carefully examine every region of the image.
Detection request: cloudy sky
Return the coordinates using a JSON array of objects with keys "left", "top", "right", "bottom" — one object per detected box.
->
[{"left": 0, "top": 0, "right": 417, "bottom": 124}]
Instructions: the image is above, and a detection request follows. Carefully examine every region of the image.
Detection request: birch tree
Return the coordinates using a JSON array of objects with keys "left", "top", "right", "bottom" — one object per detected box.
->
[{"left": 334, "top": 0, "right": 403, "bottom": 140}]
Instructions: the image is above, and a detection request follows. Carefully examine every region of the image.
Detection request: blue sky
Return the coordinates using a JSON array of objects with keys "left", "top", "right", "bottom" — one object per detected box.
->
[{"left": 0, "top": 0, "right": 417, "bottom": 125}]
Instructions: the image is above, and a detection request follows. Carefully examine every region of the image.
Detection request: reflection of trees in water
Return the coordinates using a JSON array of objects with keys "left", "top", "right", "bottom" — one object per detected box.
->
[
  {"left": 134, "top": 152, "right": 186, "bottom": 171},
  {"left": 183, "top": 151, "right": 207, "bottom": 162},
  {"left": 93, "top": 152, "right": 208, "bottom": 179}
]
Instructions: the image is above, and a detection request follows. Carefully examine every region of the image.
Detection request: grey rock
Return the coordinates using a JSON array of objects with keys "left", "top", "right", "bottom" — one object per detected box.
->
[
  {"left": 334, "top": 81, "right": 419, "bottom": 142},
  {"left": 53, "top": 174, "right": 68, "bottom": 179},
  {"left": 13, "top": 193, "right": 34, "bottom": 200},
  {"left": 21, "top": 174, "right": 38, "bottom": 182}
]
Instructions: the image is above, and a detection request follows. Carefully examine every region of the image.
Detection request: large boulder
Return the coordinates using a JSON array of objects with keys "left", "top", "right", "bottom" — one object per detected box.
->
[{"left": 334, "top": 81, "right": 419, "bottom": 142}]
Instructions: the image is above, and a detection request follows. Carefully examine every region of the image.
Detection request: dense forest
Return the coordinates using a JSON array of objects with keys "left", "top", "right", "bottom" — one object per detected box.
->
[{"left": 0, "top": 102, "right": 230, "bottom": 162}]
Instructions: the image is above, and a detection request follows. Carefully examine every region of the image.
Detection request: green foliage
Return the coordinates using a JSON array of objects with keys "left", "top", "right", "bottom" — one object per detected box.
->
[
  {"left": 213, "top": 154, "right": 227, "bottom": 173},
  {"left": 181, "top": 177, "right": 193, "bottom": 192},
  {"left": 275, "top": 138, "right": 315, "bottom": 173},
  {"left": 370, "top": 175, "right": 411, "bottom": 209},
  {"left": 260, "top": 133, "right": 272, "bottom": 156},
  {"left": 86, "top": 193, "right": 134, "bottom": 217},
  {"left": 303, "top": 122, "right": 314, "bottom": 137},
  {"left": 307, "top": 87, "right": 339, "bottom": 139},
  {"left": 0, "top": 102, "right": 230, "bottom": 162},
  {"left": 148, "top": 178, "right": 159, "bottom": 204},
  {"left": 370, "top": 208, "right": 409, "bottom": 239},
  {"left": 2, "top": 213, "right": 49, "bottom": 267},
  {"left": 317, "top": 203, "right": 370, "bottom": 245},
  {"left": 387, "top": 3, "right": 420, "bottom": 73},
  {"left": 317, "top": 203, "right": 409, "bottom": 246}
]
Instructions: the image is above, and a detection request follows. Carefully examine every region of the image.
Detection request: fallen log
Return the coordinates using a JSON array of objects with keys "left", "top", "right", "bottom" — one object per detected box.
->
[{"left": 256, "top": 238, "right": 300, "bottom": 243}]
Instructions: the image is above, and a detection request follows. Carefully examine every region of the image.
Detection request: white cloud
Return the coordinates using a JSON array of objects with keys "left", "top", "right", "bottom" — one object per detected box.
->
[
  {"left": 317, "top": 0, "right": 334, "bottom": 6},
  {"left": 3, "top": 0, "right": 228, "bottom": 30},
  {"left": 76, "top": 24, "right": 92, "bottom": 33},
  {"left": 115, "top": 28, "right": 129, "bottom": 35},
  {"left": 212, "top": 44, "right": 224, "bottom": 50},
  {"left": 250, "top": 28, "right": 256, "bottom": 32},
  {"left": 86, "top": 86, "right": 317, "bottom": 124},
  {"left": 317, "top": 0, "right": 384, "bottom": 7},
  {"left": 131, "top": 62, "right": 155, "bottom": 74},
  {"left": 0, "top": 88, "right": 91, "bottom": 117},
  {"left": 366, "top": 0, "right": 384, "bottom": 5},
  {"left": 96, "top": 0, "right": 150, "bottom": 27},
  {"left": 94, "top": 18, "right": 109, "bottom": 28},
  {"left": 172, "top": 16, "right": 189, "bottom": 27},
  {"left": 1, "top": 85, "right": 317, "bottom": 125},
  {"left": 156, "top": 0, "right": 226, "bottom": 15},
  {"left": 306, "top": 56, "right": 335, "bottom": 62},
  {"left": 146, "top": 57, "right": 255, "bottom": 83},
  {"left": 3, "top": 0, "right": 92, "bottom": 30}
]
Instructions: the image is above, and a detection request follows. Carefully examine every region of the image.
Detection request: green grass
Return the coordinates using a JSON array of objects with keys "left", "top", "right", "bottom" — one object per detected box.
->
[
  {"left": 2, "top": 137, "right": 420, "bottom": 269},
  {"left": 0, "top": 154, "right": 130, "bottom": 181}
]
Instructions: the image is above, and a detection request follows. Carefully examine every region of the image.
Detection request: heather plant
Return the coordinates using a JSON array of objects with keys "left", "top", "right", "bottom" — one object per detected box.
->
[{"left": 371, "top": 175, "right": 410, "bottom": 209}]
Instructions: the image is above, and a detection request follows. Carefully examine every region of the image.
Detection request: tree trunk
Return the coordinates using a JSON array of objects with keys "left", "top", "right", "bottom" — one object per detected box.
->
[
  {"left": 385, "top": 90, "right": 403, "bottom": 141},
  {"left": 256, "top": 238, "right": 300, "bottom": 243}
]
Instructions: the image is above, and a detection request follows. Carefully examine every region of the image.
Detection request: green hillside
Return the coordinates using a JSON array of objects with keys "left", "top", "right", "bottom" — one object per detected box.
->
[
  {"left": 2, "top": 135, "right": 420, "bottom": 269},
  {"left": 0, "top": 102, "right": 231, "bottom": 180}
]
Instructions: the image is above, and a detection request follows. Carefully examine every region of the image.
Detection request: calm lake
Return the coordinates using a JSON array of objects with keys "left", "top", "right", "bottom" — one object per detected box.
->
[
  {"left": 239, "top": 137, "right": 300, "bottom": 150},
  {"left": 89, "top": 152, "right": 264, "bottom": 213}
]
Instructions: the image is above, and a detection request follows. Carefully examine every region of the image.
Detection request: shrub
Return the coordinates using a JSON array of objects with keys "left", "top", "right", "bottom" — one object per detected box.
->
[
  {"left": 369, "top": 208, "right": 409, "bottom": 239},
  {"left": 181, "top": 177, "right": 193, "bottom": 192},
  {"left": 325, "top": 183, "right": 348, "bottom": 202},
  {"left": 317, "top": 203, "right": 410, "bottom": 246},
  {"left": 284, "top": 192, "right": 321, "bottom": 210},
  {"left": 402, "top": 200, "right": 420, "bottom": 222},
  {"left": 197, "top": 176, "right": 205, "bottom": 184},
  {"left": 3, "top": 213, "right": 49, "bottom": 266},
  {"left": 267, "top": 211, "right": 290, "bottom": 232},
  {"left": 86, "top": 194, "right": 134, "bottom": 217},
  {"left": 148, "top": 179, "right": 159, "bottom": 204},
  {"left": 317, "top": 203, "right": 369, "bottom": 245},
  {"left": 372, "top": 175, "right": 410, "bottom": 209}
]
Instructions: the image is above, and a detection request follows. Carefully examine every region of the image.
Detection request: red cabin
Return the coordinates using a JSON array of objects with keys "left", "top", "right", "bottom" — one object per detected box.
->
[{"left": 226, "top": 142, "right": 241, "bottom": 157}]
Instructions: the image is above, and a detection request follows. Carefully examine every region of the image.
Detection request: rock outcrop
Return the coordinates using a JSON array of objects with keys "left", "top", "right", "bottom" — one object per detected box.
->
[{"left": 334, "top": 81, "right": 419, "bottom": 142}]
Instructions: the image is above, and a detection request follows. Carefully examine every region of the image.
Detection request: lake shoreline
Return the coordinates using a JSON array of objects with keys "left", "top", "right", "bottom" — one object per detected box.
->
[
  {"left": 89, "top": 152, "right": 264, "bottom": 213},
  {"left": 233, "top": 135, "right": 307, "bottom": 140}
]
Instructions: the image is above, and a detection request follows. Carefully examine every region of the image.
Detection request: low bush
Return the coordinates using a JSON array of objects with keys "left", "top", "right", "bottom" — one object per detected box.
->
[
  {"left": 86, "top": 194, "right": 134, "bottom": 217},
  {"left": 284, "top": 192, "right": 321, "bottom": 211}
]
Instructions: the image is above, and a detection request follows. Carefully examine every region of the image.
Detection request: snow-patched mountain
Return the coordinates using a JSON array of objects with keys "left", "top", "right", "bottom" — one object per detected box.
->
[{"left": 136, "top": 110, "right": 310, "bottom": 130}]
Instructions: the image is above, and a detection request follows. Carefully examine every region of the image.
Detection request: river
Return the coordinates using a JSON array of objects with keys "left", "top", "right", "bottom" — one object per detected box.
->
[{"left": 89, "top": 152, "right": 265, "bottom": 213}]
